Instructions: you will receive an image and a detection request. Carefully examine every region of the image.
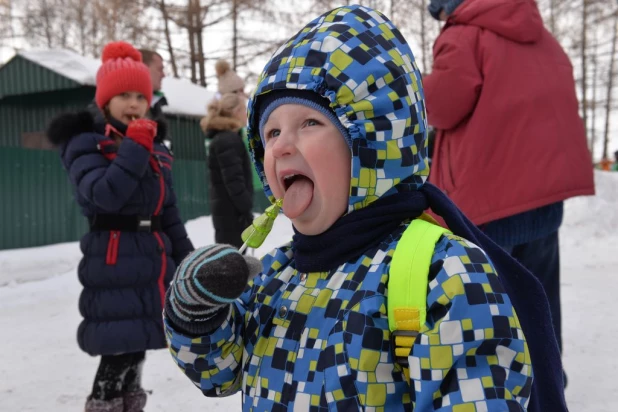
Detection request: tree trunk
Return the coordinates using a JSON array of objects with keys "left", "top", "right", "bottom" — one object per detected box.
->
[
  {"left": 602, "top": 8, "right": 617, "bottom": 160},
  {"left": 581, "top": 0, "right": 590, "bottom": 153},
  {"left": 549, "top": 0, "right": 556, "bottom": 34},
  {"left": 420, "top": 0, "right": 428, "bottom": 73},
  {"left": 159, "top": 0, "right": 179, "bottom": 77},
  {"left": 187, "top": 0, "right": 197, "bottom": 84},
  {"left": 91, "top": 2, "right": 98, "bottom": 57},
  {"left": 76, "top": 1, "right": 87, "bottom": 56},
  {"left": 197, "top": 22, "right": 206, "bottom": 87},
  {"left": 232, "top": 0, "right": 238, "bottom": 70},
  {"left": 42, "top": 0, "right": 53, "bottom": 48},
  {"left": 195, "top": 0, "right": 206, "bottom": 87},
  {"left": 590, "top": 36, "right": 598, "bottom": 159}
]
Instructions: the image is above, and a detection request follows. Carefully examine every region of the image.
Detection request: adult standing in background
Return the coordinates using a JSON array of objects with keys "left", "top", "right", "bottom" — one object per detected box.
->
[
  {"left": 423, "top": 0, "right": 595, "bottom": 362},
  {"left": 138, "top": 49, "right": 168, "bottom": 118},
  {"left": 200, "top": 93, "right": 253, "bottom": 249},
  {"left": 215, "top": 59, "right": 246, "bottom": 96}
]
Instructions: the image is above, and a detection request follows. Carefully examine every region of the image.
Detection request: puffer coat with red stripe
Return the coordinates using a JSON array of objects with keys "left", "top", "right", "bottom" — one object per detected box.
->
[{"left": 49, "top": 111, "right": 194, "bottom": 356}]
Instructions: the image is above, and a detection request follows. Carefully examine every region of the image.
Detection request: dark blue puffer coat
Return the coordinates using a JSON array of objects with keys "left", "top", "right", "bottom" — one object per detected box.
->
[{"left": 47, "top": 111, "right": 194, "bottom": 356}]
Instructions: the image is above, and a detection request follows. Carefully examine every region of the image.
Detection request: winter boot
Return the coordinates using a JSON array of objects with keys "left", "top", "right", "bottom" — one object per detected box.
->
[
  {"left": 123, "top": 389, "right": 148, "bottom": 412},
  {"left": 84, "top": 396, "right": 124, "bottom": 412}
]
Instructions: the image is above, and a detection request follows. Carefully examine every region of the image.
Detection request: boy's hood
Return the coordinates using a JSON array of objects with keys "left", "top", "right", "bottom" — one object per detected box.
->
[
  {"left": 448, "top": 0, "right": 543, "bottom": 44},
  {"left": 247, "top": 4, "right": 429, "bottom": 213}
]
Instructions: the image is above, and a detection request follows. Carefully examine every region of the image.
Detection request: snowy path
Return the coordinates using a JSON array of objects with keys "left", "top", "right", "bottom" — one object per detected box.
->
[{"left": 1, "top": 172, "right": 617, "bottom": 411}]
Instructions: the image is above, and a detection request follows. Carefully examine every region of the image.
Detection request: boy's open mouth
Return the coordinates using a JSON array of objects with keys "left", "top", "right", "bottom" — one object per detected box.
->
[
  {"left": 282, "top": 174, "right": 303, "bottom": 191},
  {"left": 280, "top": 173, "right": 314, "bottom": 219}
]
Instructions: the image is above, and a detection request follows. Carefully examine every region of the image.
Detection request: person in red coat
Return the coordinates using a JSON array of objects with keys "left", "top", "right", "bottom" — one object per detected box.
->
[{"left": 424, "top": 0, "right": 594, "bottom": 359}]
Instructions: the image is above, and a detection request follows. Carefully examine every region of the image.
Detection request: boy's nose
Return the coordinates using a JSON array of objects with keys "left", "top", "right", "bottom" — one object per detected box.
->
[{"left": 270, "top": 132, "right": 296, "bottom": 158}]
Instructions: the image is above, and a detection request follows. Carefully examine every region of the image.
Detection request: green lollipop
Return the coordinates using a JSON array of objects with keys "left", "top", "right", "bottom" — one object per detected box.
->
[{"left": 239, "top": 198, "right": 283, "bottom": 254}]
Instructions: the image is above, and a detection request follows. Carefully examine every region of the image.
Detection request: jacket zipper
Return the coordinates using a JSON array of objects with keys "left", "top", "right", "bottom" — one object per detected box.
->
[
  {"left": 106, "top": 231, "right": 120, "bottom": 265},
  {"left": 150, "top": 157, "right": 167, "bottom": 310}
]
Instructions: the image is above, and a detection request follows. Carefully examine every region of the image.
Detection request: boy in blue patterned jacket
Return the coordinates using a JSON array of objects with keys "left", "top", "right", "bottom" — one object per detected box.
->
[{"left": 163, "top": 5, "right": 567, "bottom": 411}]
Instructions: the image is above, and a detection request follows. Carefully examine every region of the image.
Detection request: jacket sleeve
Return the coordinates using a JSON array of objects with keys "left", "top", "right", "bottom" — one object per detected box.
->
[
  {"left": 164, "top": 301, "right": 246, "bottom": 397},
  {"left": 161, "top": 187, "right": 194, "bottom": 267},
  {"left": 212, "top": 134, "right": 253, "bottom": 215},
  {"left": 408, "top": 234, "right": 532, "bottom": 410},
  {"left": 164, "top": 250, "right": 274, "bottom": 397},
  {"left": 61, "top": 133, "right": 151, "bottom": 212},
  {"left": 158, "top": 148, "right": 194, "bottom": 267},
  {"left": 424, "top": 26, "right": 483, "bottom": 131}
]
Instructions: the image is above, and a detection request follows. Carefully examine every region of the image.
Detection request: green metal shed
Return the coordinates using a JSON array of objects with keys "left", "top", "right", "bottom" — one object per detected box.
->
[{"left": 0, "top": 49, "right": 268, "bottom": 250}]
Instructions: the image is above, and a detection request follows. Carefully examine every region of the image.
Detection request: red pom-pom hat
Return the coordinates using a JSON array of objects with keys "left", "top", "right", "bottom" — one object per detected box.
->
[{"left": 95, "top": 41, "right": 153, "bottom": 110}]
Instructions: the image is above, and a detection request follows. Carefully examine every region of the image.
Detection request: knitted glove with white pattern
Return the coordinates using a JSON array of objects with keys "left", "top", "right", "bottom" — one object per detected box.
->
[{"left": 164, "top": 244, "right": 262, "bottom": 336}]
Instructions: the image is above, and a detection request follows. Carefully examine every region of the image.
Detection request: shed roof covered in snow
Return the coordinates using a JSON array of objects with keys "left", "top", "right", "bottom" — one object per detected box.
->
[{"left": 0, "top": 49, "right": 214, "bottom": 119}]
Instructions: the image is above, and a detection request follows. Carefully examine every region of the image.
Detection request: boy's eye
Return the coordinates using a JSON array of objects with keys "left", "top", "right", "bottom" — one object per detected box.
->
[
  {"left": 137, "top": 94, "right": 146, "bottom": 101},
  {"left": 305, "top": 119, "right": 320, "bottom": 127},
  {"left": 266, "top": 129, "right": 280, "bottom": 141},
  {"left": 121, "top": 92, "right": 130, "bottom": 98}
]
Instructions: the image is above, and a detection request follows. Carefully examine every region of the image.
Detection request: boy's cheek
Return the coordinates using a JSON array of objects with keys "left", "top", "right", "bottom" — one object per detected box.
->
[
  {"left": 268, "top": 179, "right": 283, "bottom": 199},
  {"left": 263, "top": 159, "right": 282, "bottom": 198}
]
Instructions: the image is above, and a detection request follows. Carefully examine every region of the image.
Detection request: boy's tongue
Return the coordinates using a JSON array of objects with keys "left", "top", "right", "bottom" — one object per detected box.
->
[{"left": 283, "top": 176, "right": 314, "bottom": 219}]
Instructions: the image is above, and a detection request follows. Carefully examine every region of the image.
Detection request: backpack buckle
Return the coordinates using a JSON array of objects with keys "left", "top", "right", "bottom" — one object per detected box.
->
[{"left": 390, "top": 329, "right": 419, "bottom": 367}]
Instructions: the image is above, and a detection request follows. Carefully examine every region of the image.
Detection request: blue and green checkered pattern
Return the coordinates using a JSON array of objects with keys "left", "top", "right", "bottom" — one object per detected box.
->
[
  {"left": 165, "top": 5, "right": 532, "bottom": 410},
  {"left": 166, "top": 226, "right": 532, "bottom": 410},
  {"left": 246, "top": 5, "right": 429, "bottom": 213}
]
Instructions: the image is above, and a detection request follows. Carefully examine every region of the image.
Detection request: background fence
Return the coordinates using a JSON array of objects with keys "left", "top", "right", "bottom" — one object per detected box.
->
[{"left": 0, "top": 147, "right": 269, "bottom": 250}]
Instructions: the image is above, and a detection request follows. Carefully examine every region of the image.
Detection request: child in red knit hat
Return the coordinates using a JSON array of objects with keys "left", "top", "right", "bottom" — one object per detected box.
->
[
  {"left": 96, "top": 41, "right": 156, "bottom": 148},
  {"left": 46, "top": 41, "right": 194, "bottom": 412}
]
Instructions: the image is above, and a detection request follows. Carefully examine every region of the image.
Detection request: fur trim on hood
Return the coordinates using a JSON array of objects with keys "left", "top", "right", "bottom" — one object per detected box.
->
[{"left": 200, "top": 115, "right": 243, "bottom": 136}]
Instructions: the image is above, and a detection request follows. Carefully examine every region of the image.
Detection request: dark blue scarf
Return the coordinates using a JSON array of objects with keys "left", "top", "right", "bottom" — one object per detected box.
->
[{"left": 293, "top": 183, "right": 567, "bottom": 412}]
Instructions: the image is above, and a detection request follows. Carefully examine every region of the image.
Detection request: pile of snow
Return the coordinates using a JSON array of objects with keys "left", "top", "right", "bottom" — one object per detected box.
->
[
  {"left": 0, "top": 241, "right": 81, "bottom": 286},
  {"left": 159, "top": 77, "right": 214, "bottom": 118},
  {"left": 563, "top": 170, "right": 618, "bottom": 239},
  {"left": 18, "top": 49, "right": 215, "bottom": 118}
]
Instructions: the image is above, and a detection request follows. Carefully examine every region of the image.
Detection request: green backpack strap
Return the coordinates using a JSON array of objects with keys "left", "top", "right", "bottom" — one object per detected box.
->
[{"left": 388, "top": 214, "right": 451, "bottom": 379}]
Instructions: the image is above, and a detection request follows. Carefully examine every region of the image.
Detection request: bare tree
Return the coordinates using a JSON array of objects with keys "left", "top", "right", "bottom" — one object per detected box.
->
[
  {"left": 21, "top": 0, "right": 56, "bottom": 48},
  {"left": 0, "top": 0, "right": 15, "bottom": 49},
  {"left": 602, "top": 8, "right": 618, "bottom": 160},
  {"left": 589, "top": 29, "right": 599, "bottom": 157},
  {"left": 581, "top": 0, "right": 590, "bottom": 151},
  {"left": 419, "top": 0, "right": 430, "bottom": 73},
  {"left": 391, "top": 0, "right": 440, "bottom": 74},
  {"left": 157, "top": 0, "right": 179, "bottom": 77},
  {"left": 18, "top": 0, "right": 154, "bottom": 56},
  {"left": 232, "top": 0, "right": 238, "bottom": 69},
  {"left": 72, "top": 0, "right": 90, "bottom": 56},
  {"left": 160, "top": 0, "right": 236, "bottom": 86}
]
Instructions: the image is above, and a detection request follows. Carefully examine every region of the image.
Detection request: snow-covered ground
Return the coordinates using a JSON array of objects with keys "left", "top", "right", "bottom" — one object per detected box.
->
[{"left": 1, "top": 171, "right": 617, "bottom": 411}]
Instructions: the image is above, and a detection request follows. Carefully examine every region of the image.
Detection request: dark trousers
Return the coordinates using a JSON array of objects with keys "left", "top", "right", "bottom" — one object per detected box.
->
[
  {"left": 503, "top": 231, "right": 562, "bottom": 352},
  {"left": 91, "top": 352, "right": 146, "bottom": 400}
]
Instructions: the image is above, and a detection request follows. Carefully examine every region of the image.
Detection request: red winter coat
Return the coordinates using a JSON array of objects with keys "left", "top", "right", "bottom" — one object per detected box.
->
[{"left": 424, "top": 0, "right": 594, "bottom": 225}]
